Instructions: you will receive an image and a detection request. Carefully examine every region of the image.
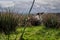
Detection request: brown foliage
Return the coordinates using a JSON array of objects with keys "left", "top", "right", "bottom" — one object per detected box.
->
[{"left": 42, "top": 13, "right": 60, "bottom": 28}]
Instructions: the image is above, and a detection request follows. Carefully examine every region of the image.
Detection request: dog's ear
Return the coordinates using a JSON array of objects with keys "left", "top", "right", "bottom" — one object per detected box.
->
[{"left": 37, "top": 13, "right": 40, "bottom": 15}]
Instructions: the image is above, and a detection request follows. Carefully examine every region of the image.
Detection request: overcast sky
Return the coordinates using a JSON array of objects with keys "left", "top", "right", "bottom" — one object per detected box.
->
[{"left": 0, "top": 0, "right": 60, "bottom": 13}]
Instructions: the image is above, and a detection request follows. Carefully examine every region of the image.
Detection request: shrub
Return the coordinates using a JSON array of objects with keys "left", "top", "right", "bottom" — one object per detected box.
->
[
  {"left": 0, "top": 13, "right": 19, "bottom": 35},
  {"left": 42, "top": 14, "right": 59, "bottom": 28}
]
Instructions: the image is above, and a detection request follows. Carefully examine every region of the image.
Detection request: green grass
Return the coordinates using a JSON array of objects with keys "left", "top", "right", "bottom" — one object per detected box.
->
[{"left": 0, "top": 26, "right": 60, "bottom": 40}]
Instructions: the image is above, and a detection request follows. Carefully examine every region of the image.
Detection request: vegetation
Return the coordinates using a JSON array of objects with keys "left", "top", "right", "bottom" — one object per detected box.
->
[
  {"left": 42, "top": 14, "right": 60, "bottom": 28},
  {"left": 0, "top": 11, "right": 21, "bottom": 40},
  {"left": 0, "top": 11, "right": 60, "bottom": 40},
  {"left": 0, "top": 26, "right": 60, "bottom": 40},
  {"left": 0, "top": 12, "right": 19, "bottom": 35},
  {"left": 0, "top": 0, "right": 60, "bottom": 40}
]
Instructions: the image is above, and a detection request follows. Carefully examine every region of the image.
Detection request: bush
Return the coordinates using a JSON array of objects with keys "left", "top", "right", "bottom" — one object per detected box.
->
[
  {"left": 0, "top": 13, "right": 19, "bottom": 35},
  {"left": 42, "top": 14, "right": 59, "bottom": 28}
]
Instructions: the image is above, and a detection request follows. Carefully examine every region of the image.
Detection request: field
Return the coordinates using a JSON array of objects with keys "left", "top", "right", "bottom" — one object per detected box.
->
[
  {"left": 0, "top": 13, "right": 60, "bottom": 40},
  {"left": 0, "top": 0, "right": 60, "bottom": 40},
  {"left": 0, "top": 25, "right": 60, "bottom": 40}
]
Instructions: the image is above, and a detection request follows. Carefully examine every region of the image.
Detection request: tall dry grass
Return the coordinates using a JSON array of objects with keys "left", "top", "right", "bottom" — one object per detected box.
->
[{"left": 42, "top": 13, "right": 60, "bottom": 28}]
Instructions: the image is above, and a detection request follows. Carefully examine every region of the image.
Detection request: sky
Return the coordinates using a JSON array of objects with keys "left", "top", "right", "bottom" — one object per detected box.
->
[{"left": 0, "top": 0, "right": 60, "bottom": 13}]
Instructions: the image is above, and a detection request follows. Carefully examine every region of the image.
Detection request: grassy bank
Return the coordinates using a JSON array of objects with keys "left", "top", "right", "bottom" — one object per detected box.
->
[{"left": 0, "top": 25, "right": 60, "bottom": 40}]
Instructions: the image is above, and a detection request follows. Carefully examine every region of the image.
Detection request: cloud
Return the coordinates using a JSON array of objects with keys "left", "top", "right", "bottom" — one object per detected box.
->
[
  {"left": 35, "top": 0, "right": 48, "bottom": 4},
  {"left": 0, "top": 1, "right": 15, "bottom": 8},
  {"left": 0, "top": 0, "right": 60, "bottom": 13},
  {"left": 34, "top": 0, "right": 60, "bottom": 12}
]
